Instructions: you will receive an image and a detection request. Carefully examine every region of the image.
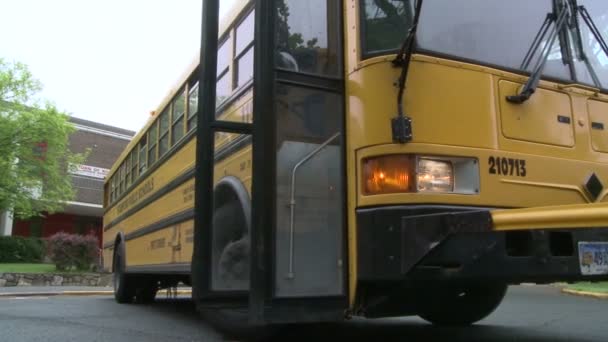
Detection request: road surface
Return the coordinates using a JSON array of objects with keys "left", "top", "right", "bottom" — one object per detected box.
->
[{"left": 0, "top": 286, "right": 605, "bottom": 341}]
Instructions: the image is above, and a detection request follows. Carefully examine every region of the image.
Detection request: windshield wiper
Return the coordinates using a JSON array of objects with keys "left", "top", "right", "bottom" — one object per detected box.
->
[
  {"left": 391, "top": 0, "right": 423, "bottom": 144},
  {"left": 569, "top": 3, "right": 602, "bottom": 87},
  {"left": 507, "top": 1, "right": 572, "bottom": 104},
  {"left": 576, "top": 4, "right": 608, "bottom": 86}
]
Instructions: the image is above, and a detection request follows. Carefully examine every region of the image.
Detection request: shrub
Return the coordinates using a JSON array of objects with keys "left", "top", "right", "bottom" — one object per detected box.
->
[
  {"left": 0, "top": 236, "right": 46, "bottom": 263},
  {"left": 46, "top": 232, "right": 99, "bottom": 271}
]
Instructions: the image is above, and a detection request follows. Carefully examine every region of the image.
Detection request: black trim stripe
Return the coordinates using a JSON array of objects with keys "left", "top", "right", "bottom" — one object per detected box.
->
[
  {"left": 276, "top": 70, "right": 342, "bottom": 92},
  {"left": 124, "top": 209, "right": 194, "bottom": 242},
  {"left": 104, "top": 169, "right": 195, "bottom": 231},
  {"left": 103, "top": 210, "right": 194, "bottom": 252},
  {"left": 215, "top": 134, "right": 252, "bottom": 162},
  {"left": 104, "top": 135, "right": 253, "bottom": 232},
  {"left": 215, "top": 81, "right": 253, "bottom": 115},
  {"left": 126, "top": 263, "right": 191, "bottom": 274},
  {"left": 102, "top": 208, "right": 194, "bottom": 254}
]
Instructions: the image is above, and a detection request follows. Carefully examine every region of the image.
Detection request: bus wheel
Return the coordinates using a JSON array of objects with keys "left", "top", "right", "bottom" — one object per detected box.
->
[
  {"left": 113, "top": 247, "right": 136, "bottom": 303},
  {"left": 135, "top": 284, "right": 157, "bottom": 304},
  {"left": 418, "top": 283, "right": 508, "bottom": 326},
  {"left": 212, "top": 202, "right": 249, "bottom": 290}
]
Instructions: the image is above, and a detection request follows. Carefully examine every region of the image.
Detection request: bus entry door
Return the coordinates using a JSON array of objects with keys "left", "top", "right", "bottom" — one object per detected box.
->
[{"left": 272, "top": 0, "right": 345, "bottom": 300}]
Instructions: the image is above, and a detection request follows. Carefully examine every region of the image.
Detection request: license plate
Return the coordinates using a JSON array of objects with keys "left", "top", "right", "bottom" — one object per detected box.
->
[{"left": 579, "top": 242, "right": 608, "bottom": 276}]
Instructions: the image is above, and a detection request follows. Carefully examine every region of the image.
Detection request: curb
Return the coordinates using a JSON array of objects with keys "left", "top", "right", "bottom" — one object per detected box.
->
[
  {"left": 0, "top": 288, "right": 192, "bottom": 298},
  {"left": 561, "top": 288, "right": 608, "bottom": 300}
]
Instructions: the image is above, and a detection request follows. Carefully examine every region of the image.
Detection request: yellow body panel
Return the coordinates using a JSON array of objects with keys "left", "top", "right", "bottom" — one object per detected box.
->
[
  {"left": 499, "top": 81, "right": 575, "bottom": 147},
  {"left": 588, "top": 99, "right": 608, "bottom": 153},
  {"left": 344, "top": 7, "right": 608, "bottom": 304},
  {"left": 125, "top": 220, "right": 195, "bottom": 266},
  {"left": 345, "top": 56, "right": 608, "bottom": 303}
]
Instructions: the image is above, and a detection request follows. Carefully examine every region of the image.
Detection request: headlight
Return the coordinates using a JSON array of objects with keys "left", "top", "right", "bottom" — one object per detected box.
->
[
  {"left": 417, "top": 158, "right": 454, "bottom": 193},
  {"left": 362, "top": 155, "right": 479, "bottom": 195},
  {"left": 363, "top": 155, "right": 414, "bottom": 195}
]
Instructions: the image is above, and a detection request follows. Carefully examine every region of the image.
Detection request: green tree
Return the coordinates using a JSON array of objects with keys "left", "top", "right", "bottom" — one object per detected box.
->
[
  {"left": 0, "top": 58, "right": 87, "bottom": 219},
  {"left": 276, "top": 0, "right": 320, "bottom": 52}
]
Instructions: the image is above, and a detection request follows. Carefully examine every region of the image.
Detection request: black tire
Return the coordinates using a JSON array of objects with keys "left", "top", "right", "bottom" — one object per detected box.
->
[
  {"left": 211, "top": 202, "right": 249, "bottom": 291},
  {"left": 135, "top": 286, "right": 157, "bottom": 304},
  {"left": 113, "top": 247, "right": 135, "bottom": 304},
  {"left": 418, "top": 283, "right": 508, "bottom": 326}
]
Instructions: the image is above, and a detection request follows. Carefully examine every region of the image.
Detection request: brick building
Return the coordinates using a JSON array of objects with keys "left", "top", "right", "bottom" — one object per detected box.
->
[{"left": 4, "top": 117, "right": 134, "bottom": 245}]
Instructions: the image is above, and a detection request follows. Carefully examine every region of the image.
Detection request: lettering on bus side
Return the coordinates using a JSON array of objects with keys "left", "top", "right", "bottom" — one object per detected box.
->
[
  {"left": 150, "top": 238, "right": 166, "bottom": 250},
  {"left": 185, "top": 229, "right": 194, "bottom": 244},
  {"left": 182, "top": 184, "right": 195, "bottom": 203},
  {"left": 239, "top": 159, "right": 252, "bottom": 172},
  {"left": 116, "top": 178, "right": 155, "bottom": 214},
  {"left": 488, "top": 156, "right": 527, "bottom": 177},
  {"left": 240, "top": 101, "right": 253, "bottom": 123}
]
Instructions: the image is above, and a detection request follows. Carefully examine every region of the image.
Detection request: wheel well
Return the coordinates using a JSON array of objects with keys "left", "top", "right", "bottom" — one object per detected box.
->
[
  {"left": 213, "top": 176, "right": 251, "bottom": 233},
  {"left": 211, "top": 177, "right": 251, "bottom": 291},
  {"left": 112, "top": 233, "right": 125, "bottom": 273}
]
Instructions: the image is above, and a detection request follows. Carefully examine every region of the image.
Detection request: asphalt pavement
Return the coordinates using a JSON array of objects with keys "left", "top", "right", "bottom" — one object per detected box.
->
[
  {"left": 0, "top": 285, "right": 606, "bottom": 342},
  {"left": 0, "top": 286, "right": 112, "bottom": 295}
]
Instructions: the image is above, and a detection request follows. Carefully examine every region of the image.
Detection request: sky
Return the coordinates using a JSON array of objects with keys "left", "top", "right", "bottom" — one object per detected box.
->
[{"left": 0, "top": 0, "right": 236, "bottom": 132}]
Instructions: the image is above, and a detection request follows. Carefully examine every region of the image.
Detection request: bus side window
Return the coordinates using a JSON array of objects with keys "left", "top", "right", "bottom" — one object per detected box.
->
[
  {"left": 104, "top": 183, "right": 110, "bottom": 207},
  {"left": 188, "top": 83, "right": 199, "bottom": 131},
  {"left": 110, "top": 176, "right": 116, "bottom": 203},
  {"left": 148, "top": 122, "right": 158, "bottom": 166},
  {"left": 139, "top": 135, "right": 148, "bottom": 174},
  {"left": 235, "top": 10, "right": 254, "bottom": 89},
  {"left": 217, "top": 36, "right": 232, "bottom": 107},
  {"left": 125, "top": 154, "right": 131, "bottom": 188},
  {"left": 172, "top": 90, "right": 186, "bottom": 145},
  {"left": 131, "top": 150, "right": 138, "bottom": 181},
  {"left": 159, "top": 109, "right": 170, "bottom": 157},
  {"left": 119, "top": 163, "right": 125, "bottom": 195}
]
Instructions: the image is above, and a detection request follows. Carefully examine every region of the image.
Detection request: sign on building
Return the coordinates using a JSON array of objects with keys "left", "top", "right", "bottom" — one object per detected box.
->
[{"left": 71, "top": 164, "right": 110, "bottom": 179}]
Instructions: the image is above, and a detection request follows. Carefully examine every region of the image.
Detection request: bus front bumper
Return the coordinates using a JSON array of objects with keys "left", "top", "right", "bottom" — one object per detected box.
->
[{"left": 357, "top": 206, "right": 608, "bottom": 284}]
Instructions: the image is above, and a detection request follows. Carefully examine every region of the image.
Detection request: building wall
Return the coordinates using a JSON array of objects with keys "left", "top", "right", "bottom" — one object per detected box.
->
[
  {"left": 69, "top": 129, "right": 131, "bottom": 168},
  {"left": 68, "top": 129, "right": 132, "bottom": 205},
  {"left": 11, "top": 117, "right": 134, "bottom": 242},
  {"left": 13, "top": 213, "right": 102, "bottom": 246}
]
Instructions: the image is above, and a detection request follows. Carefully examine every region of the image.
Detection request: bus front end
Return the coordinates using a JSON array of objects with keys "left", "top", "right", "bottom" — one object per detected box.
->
[{"left": 350, "top": 0, "right": 608, "bottom": 323}]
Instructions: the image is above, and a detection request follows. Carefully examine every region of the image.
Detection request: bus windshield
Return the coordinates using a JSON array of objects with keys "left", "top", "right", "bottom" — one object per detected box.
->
[{"left": 361, "top": 0, "right": 608, "bottom": 89}]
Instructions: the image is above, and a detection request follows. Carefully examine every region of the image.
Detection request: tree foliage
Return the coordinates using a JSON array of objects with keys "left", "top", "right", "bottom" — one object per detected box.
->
[
  {"left": 276, "top": 0, "right": 320, "bottom": 52},
  {"left": 0, "top": 58, "right": 87, "bottom": 218}
]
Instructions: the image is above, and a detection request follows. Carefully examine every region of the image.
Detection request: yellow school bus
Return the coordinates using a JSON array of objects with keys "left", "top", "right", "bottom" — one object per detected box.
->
[{"left": 104, "top": 0, "right": 608, "bottom": 332}]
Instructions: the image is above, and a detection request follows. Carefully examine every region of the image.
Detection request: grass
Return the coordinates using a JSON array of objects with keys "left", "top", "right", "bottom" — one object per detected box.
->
[
  {"left": 0, "top": 263, "right": 56, "bottom": 273},
  {"left": 567, "top": 282, "right": 608, "bottom": 294}
]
